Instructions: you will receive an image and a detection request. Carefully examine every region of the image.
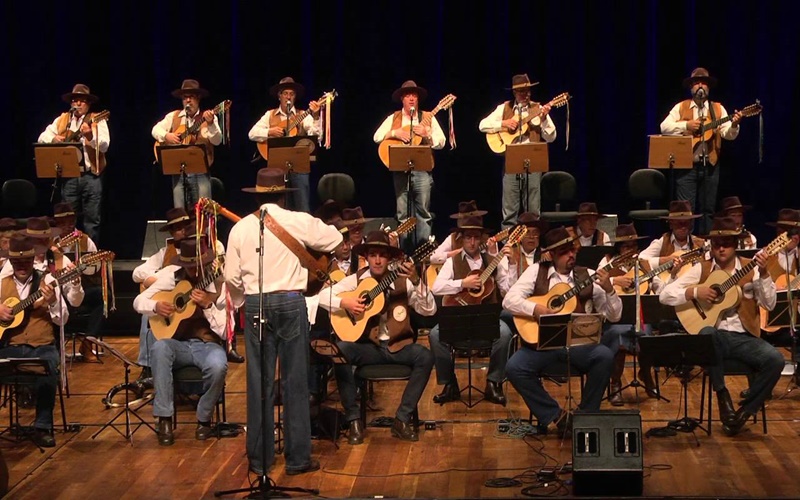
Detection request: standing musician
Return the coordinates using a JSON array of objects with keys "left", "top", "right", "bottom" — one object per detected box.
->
[
  {"left": 132, "top": 237, "right": 228, "bottom": 446},
  {"left": 639, "top": 200, "right": 706, "bottom": 271},
  {"left": 37, "top": 84, "right": 109, "bottom": 244},
  {"left": 151, "top": 79, "right": 222, "bottom": 210},
  {"left": 318, "top": 231, "right": 436, "bottom": 443},
  {"left": 225, "top": 168, "right": 342, "bottom": 476},
  {"left": 373, "top": 80, "right": 445, "bottom": 243},
  {"left": 573, "top": 202, "right": 611, "bottom": 247},
  {"left": 478, "top": 74, "right": 556, "bottom": 228},
  {"left": 715, "top": 196, "right": 757, "bottom": 249},
  {"left": 659, "top": 216, "right": 783, "bottom": 436},
  {"left": 248, "top": 77, "right": 321, "bottom": 213},
  {"left": 503, "top": 227, "right": 620, "bottom": 434},
  {"left": 428, "top": 215, "right": 512, "bottom": 405},
  {"left": 0, "top": 235, "right": 68, "bottom": 448},
  {"left": 660, "top": 68, "right": 743, "bottom": 234}
]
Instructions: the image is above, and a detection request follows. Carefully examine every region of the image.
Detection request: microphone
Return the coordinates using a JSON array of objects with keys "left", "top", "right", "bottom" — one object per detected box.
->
[
  {"left": 409, "top": 106, "right": 415, "bottom": 117},
  {"left": 285, "top": 99, "right": 293, "bottom": 112},
  {"left": 69, "top": 106, "right": 77, "bottom": 114},
  {"left": 694, "top": 87, "right": 707, "bottom": 100},
  {"left": 260, "top": 206, "right": 268, "bottom": 221}
]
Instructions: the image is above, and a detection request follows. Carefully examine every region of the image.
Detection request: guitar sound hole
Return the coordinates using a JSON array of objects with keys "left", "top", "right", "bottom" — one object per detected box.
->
[
  {"left": 549, "top": 297, "right": 563, "bottom": 309},
  {"left": 175, "top": 296, "right": 186, "bottom": 310},
  {"left": 710, "top": 285, "right": 724, "bottom": 304}
]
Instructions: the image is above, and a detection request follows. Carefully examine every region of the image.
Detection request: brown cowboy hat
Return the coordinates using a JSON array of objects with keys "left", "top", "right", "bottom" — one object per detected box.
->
[
  {"left": 0, "top": 217, "right": 19, "bottom": 232},
  {"left": 53, "top": 202, "right": 76, "bottom": 219},
  {"left": 541, "top": 226, "right": 580, "bottom": 253},
  {"left": 715, "top": 196, "right": 752, "bottom": 217},
  {"left": 0, "top": 234, "right": 36, "bottom": 261},
  {"left": 659, "top": 200, "right": 703, "bottom": 220},
  {"left": 23, "top": 217, "right": 60, "bottom": 239},
  {"left": 518, "top": 212, "right": 549, "bottom": 232},
  {"left": 61, "top": 83, "right": 99, "bottom": 104},
  {"left": 576, "top": 202, "right": 608, "bottom": 218},
  {"left": 392, "top": 80, "right": 428, "bottom": 103},
  {"left": 453, "top": 215, "right": 492, "bottom": 234},
  {"left": 241, "top": 168, "right": 298, "bottom": 194},
  {"left": 158, "top": 207, "right": 194, "bottom": 232},
  {"left": 701, "top": 216, "right": 743, "bottom": 239},
  {"left": 340, "top": 207, "right": 372, "bottom": 227},
  {"left": 766, "top": 208, "right": 800, "bottom": 228},
  {"left": 352, "top": 231, "right": 404, "bottom": 259},
  {"left": 682, "top": 67, "right": 718, "bottom": 89},
  {"left": 449, "top": 200, "right": 488, "bottom": 219},
  {"left": 506, "top": 73, "right": 540, "bottom": 91},
  {"left": 313, "top": 199, "right": 345, "bottom": 223},
  {"left": 612, "top": 223, "right": 649, "bottom": 243},
  {"left": 171, "top": 79, "right": 210, "bottom": 99},
  {"left": 169, "top": 236, "right": 215, "bottom": 268},
  {"left": 269, "top": 77, "right": 305, "bottom": 99}
]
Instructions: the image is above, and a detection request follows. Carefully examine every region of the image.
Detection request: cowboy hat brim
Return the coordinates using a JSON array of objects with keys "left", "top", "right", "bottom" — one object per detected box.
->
[
  {"left": 270, "top": 82, "right": 305, "bottom": 99},
  {"left": 505, "top": 81, "right": 540, "bottom": 90},
  {"left": 158, "top": 215, "right": 195, "bottom": 232},
  {"left": 452, "top": 225, "right": 493, "bottom": 234},
  {"left": 61, "top": 92, "right": 99, "bottom": 104},
  {"left": 541, "top": 233, "right": 580, "bottom": 253},
  {"left": 352, "top": 241, "right": 404, "bottom": 259},
  {"left": 682, "top": 75, "right": 718, "bottom": 89},
  {"left": 714, "top": 205, "right": 753, "bottom": 217},
  {"left": 241, "top": 186, "right": 299, "bottom": 194},
  {"left": 171, "top": 88, "right": 210, "bottom": 99},
  {"left": 169, "top": 251, "right": 216, "bottom": 268},
  {"left": 659, "top": 214, "right": 703, "bottom": 220},
  {"left": 449, "top": 210, "right": 488, "bottom": 219},
  {"left": 392, "top": 86, "right": 428, "bottom": 103}
]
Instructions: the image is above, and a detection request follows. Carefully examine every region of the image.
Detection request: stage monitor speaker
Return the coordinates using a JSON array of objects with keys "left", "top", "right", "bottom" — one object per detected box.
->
[
  {"left": 141, "top": 220, "right": 167, "bottom": 260},
  {"left": 572, "top": 410, "right": 643, "bottom": 497}
]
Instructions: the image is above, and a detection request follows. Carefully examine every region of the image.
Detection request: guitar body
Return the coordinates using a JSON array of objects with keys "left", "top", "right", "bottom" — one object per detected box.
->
[
  {"left": 149, "top": 280, "right": 197, "bottom": 340},
  {"left": 329, "top": 269, "right": 346, "bottom": 284},
  {"left": 442, "top": 272, "right": 496, "bottom": 307},
  {"left": 513, "top": 283, "right": 578, "bottom": 344},
  {"left": 675, "top": 270, "right": 743, "bottom": 334},
  {"left": 378, "top": 130, "right": 432, "bottom": 168},
  {"left": 0, "top": 297, "right": 24, "bottom": 339},
  {"left": 255, "top": 126, "right": 300, "bottom": 161},
  {"left": 330, "top": 277, "right": 386, "bottom": 342},
  {"left": 612, "top": 268, "right": 649, "bottom": 295},
  {"left": 425, "top": 263, "right": 442, "bottom": 286},
  {"left": 485, "top": 126, "right": 529, "bottom": 154}
]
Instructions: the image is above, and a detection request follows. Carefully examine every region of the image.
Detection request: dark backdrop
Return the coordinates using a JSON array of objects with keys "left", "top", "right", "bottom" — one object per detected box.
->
[{"left": 1, "top": 0, "right": 795, "bottom": 258}]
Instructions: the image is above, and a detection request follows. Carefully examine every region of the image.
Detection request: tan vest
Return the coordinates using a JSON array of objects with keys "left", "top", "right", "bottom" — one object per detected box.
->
[
  {"left": 699, "top": 258, "right": 759, "bottom": 336},
  {"left": 679, "top": 99, "right": 723, "bottom": 165},
  {"left": 574, "top": 228, "right": 609, "bottom": 246},
  {"left": 268, "top": 108, "right": 309, "bottom": 135},
  {"left": 451, "top": 252, "right": 499, "bottom": 304},
  {"left": 532, "top": 263, "right": 593, "bottom": 312},
  {"left": 510, "top": 246, "right": 542, "bottom": 276},
  {"left": 502, "top": 101, "right": 543, "bottom": 142},
  {"left": 1, "top": 275, "right": 55, "bottom": 347},
  {"left": 55, "top": 112, "right": 107, "bottom": 174},
  {"left": 168, "top": 110, "right": 215, "bottom": 166},
  {"left": 659, "top": 232, "right": 705, "bottom": 257},
  {"left": 390, "top": 111, "right": 434, "bottom": 145}
]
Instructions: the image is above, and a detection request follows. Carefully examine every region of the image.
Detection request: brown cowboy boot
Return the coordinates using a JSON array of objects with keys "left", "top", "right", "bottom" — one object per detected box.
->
[{"left": 609, "top": 351, "right": 626, "bottom": 406}]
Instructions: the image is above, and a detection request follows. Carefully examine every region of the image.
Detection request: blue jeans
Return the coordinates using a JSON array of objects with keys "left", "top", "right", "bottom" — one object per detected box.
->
[
  {"left": 137, "top": 317, "right": 156, "bottom": 368},
  {"left": 602, "top": 323, "right": 653, "bottom": 352},
  {"left": 244, "top": 292, "right": 312, "bottom": 473},
  {"left": 502, "top": 172, "right": 541, "bottom": 229},
  {"left": 334, "top": 341, "right": 434, "bottom": 423},
  {"left": 428, "top": 319, "right": 514, "bottom": 386},
  {"left": 286, "top": 172, "right": 310, "bottom": 213},
  {"left": 393, "top": 171, "right": 433, "bottom": 244},
  {"left": 675, "top": 162, "right": 719, "bottom": 235},
  {"left": 701, "top": 327, "right": 784, "bottom": 415},
  {"left": 62, "top": 173, "right": 102, "bottom": 243},
  {"left": 172, "top": 173, "right": 211, "bottom": 210},
  {"left": 150, "top": 338, "right": 227, "bottom": 422},
  {"left": 506, "top": 343, "right": 614, "bottom": 425},
  {"left": 0, "top": 344, "right": 59, "bottom": 430}
]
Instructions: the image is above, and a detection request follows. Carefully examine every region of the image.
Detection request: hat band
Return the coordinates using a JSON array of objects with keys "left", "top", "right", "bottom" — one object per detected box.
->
[
  {"left": 342, "top": 218, "right": 366, "bottom": 225},
  {"left": 778, "top": 220, "right": 800, "bottom": 227},
  {"left": 547, "top": 236, "right": 575, "bottom": 249},
  {"left": 724, "top": 204, "right": 744, "bottom": 210},
  {"left": 26, "top": 228, "right": 51, "bottom": 235},
  {"left": 254, "top": 184, "right": 286, "bottom": 193},
  {"left": 54, "top": 212, "right": 75, "bottom": 218},
  {"left": 166, "top": 215, "right": 190, "bottom": 225},
  {"left": 669, "top": 211, "right": 693, "bottom": 217},
  {"left": 8, "top": 249, "right": 35, "bottom": 258},
  {"left": 456, "top": 211, "right": 483, "bottom": 217},
  {"left": 512, "top": 83, "right": 533, "bottom": 89},
  {"left": 615, "top": 235, "right": 638, "bottom": 241},
  {"left": 709, "top": 229, "right": 741, "bottom": 237}
]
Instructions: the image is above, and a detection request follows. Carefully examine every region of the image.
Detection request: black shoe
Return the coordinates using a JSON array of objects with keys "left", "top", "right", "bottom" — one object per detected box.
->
[
  {"left": 157, "top": 417, "right": 174, "bottom": 446},
  {"left": 285, "top": 459, "right": 320, "bottom": 476},
  {"left": 347, "top": 419, "right": 365, "bottom": 445},
  {"left": 609, "top": 382, "right": 624, "bottom": 406},
  {"left": 227, "top": 348, "right": 244, "bottom": 363},
  {"left": 739, "top": 388, "right": 771, "bottom": 403},
  {"left": 391, "top": 418, "right": 419, "bottom": 442},
  {"left": 716, "top": 389, "right": 736, "bottom": 423},
  {"left": 722, "top": 407, "right": 753, "bottom": 437},
  {"left": 554, "top": 410, "right": 573, "bottom": 437},
  {"left": 195, "top": 422, "right": 214, "bottom": 440},
  {"left": 32, "top": 429, "right": 56, "bottom": 448},
  {"left": 432, "top": 382, "right": 460, "bottom": 404},
  {"left": 638, "top": 368, "right": 658, "bottom": 398},
  {"left": 484, "top": 381, "right": 507, "bottom": 406}
]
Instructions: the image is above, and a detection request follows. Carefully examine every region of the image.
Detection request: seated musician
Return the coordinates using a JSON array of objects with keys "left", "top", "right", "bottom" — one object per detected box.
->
[
  {"left": 0, "top": 235, "right": 69, "bottom": 448},
  {"left": 427, "top": 201, "right": 493, "bottom": 285},
  {"left": 639, "top": 200, "right": 706, "bottom": 271},
  {"left": 659, "top": 216, "right": 784, "bottom": 436},
  {"left": 428, "top": 215, "right": 512, "bottom": 405},
  {"left": 759, "top": 209, "right": 800, "bottom": 352},
  {"left": 133, "top": 236, "right": 228, "bottom": 446},
  {"left": 503, "top": 227, "right": 621, "bottom": 434},
  {"left": 716, "top": 196, "right": 757, "bottom": 249},
  {"left": 319, "top": 231, "right": 436, "bottom": 443},
  {"left": 573, "top": 202, "right": 611, "bottom": 246}
]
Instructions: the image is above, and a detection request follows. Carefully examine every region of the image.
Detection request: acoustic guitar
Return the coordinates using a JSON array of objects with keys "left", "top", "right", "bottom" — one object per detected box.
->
[
  {"left": 425, "top": 226, "right": 513, "bottom": 286},
  {"left": 442, "top": 225, "right": 527, "bottom": 306},
  {"left": 378, "top": 94, "right": 457, "bottom": 168},
  {"left": 256, "top": 90, "right": 337, "bottom": 160},
  {"left": 329, "top": 218, "right": 417, "bottom": 284},
  {"left": 331, "top": 237, "right": 437, "bottom": 345},
  {"left": 149, "top": 258, "right": 225, "bottom": 340},
  {"left": 65, "top": 110, "right": 110, "bottom": 174},
  {"left": 153, "top": 100, "right": 232, "bottom": 165},
  {"left": 0, "top": 250, "right": 115, "bottom": 338},
  {"left": 513, "top": 250, "right": 636, "bottom": 344},
  {"left": 675, "top": 233, "right": 790, "bottom": 335},
  {"left": 485, "top": 93, "right": 570, "bottom": 154},
  {"left": 612, "top": 242, "right": 709, "bottom": 295},
  {"left": 692, "top": 101, "right": 762, "bottom": 148}
]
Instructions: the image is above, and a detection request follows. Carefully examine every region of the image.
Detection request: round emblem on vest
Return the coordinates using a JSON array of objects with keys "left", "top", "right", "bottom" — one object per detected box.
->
[{"left": 392, "top": 305, "right": 408, "bottom": 322}]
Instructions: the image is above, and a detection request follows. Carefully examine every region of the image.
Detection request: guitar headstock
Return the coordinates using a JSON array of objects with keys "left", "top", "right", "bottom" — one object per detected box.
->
[
  {"left": 611, "top": 248, "right": 638, "bottom": 269},
  {"left": 81, "top": 250, "right": 116, "bottom": 266},
  {"left": 197, "top": 197, "right": 221, "bottom": 216},
  {"left": 549, "top": 92, "right": 571, "bottom": 109},
  {"left": 434, "top": 94, "right": 457, "bottom": 113},
  {"left": 763, "top": 232, "right": 791, "bottom": 257},
  {"left": 506, "top": 225, "right": 528, "bottom": 246},
  {"left": 92, "top": 110, "right": 111, "bottom": 123},
  {"left": 214, "top": 100, "right": 233, "bottom": 114},
  {"left": 317, "top": 89, "right": 338, "bottom": 107},
  {"left": 740, "top": 101, "right": 763, "bottom": 118},
  {"left": 409, "top": 236, "right": 437, "bottom": 264},
  {"left": 57, "top": 230, "right": 82, "bottom": 249},
  {"left": 393, "top": 217, "right": 417, "bottom": 236}
]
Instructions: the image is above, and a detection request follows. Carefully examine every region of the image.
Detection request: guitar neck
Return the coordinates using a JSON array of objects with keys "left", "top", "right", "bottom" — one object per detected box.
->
[
  {"left": 287, "top": 109, "right": 312, "bottom": 131},
  {"left": 12, "top": 266, "right": 81, "bottom": 315},
  {"left": 479, "top": 254, "right": 504, "bottom": 284},
  {"left": 196, "top": 264, "right": 223, "bottom": 291},
  {"left": 717, "top": 259, "right": 759, "bottom": 295},
  {"left": 368, "top": 270, "right": 400, "bottom": 302},
  {"left": 557, "top": 259, "right": 620, "bottom": 302},
  {"left": 701, "top": 114, "right": 733, "bottom": 133},
  {"left": 418, "top": 106, "right": 444, "bottom": 128}
]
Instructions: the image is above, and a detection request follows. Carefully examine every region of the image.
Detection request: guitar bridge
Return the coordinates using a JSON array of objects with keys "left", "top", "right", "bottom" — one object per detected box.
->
[{"left": 690, "top": 299, "right": 707, "bottom": 320}]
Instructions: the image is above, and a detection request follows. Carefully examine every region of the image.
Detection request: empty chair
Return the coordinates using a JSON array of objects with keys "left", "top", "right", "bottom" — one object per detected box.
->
[
  {"left": 317, "top": 173, "right": 355, "bottom": 205},
  {"left": 627, "top": 169, "right": 669, "bottom": 221},
  {"left": 210, "top": 176, "right": 225, "bottom": 202},
  {"left": 2, "top": 179, "right": 37, "bottom": 218},
  {"left": 540, "top": 171, "right": 578, "bottom": 223}
]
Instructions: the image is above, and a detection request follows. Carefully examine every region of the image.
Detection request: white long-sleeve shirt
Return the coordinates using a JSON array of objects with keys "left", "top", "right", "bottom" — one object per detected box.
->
[
  {"left": 225, "top": 204, "right": 342, "bottom": 307},
  {"left": 248, "top": 107, "right": 321, "bottom": 142},
  {"left": 502, "top": 264, "right": 622, "bottom": 323},
  {"left": 478, "top": 102, "right": 557, "bottom": 143},
  {"left": 660, "top": 100, "right": 739, "bottom": 162},
  {"left": 319, "top": 269, "right": 436, "bottom": 318},
  {"left": 372, "top": 111, "right": 446, "bottom": 149},
  {"left": 151, "top": 110, "right": 222, "bottom": 145},
  {"left": 133, "top": 239, "right": 225, "bottom": 284},
  {"left": 639, "top": 233, "right": 701, "bottom": 271},
  {"left": 1, "top": 256, "right": 84, "bottom": 307},
  {"left": 38, "top": 113, "right": 110, "bottom": 173},
  {"left": 659, "top": 257, "right": 776, "bottom": 333},
  {"left": 431, "top": 251, "right": 510, "bottom": 297}
]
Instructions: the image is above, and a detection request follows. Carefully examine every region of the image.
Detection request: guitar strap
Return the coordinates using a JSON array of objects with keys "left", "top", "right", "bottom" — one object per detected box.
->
[{"left": 261, "top": 213, "right": 329, "bottom": 283}]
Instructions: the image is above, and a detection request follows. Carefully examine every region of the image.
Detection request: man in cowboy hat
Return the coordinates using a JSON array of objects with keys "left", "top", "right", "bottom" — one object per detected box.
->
[
  {"left": 0, "top": 234, "right": 69, "bottom": 448},
  {"left": 573, "top": 202, "right": 611, "bottom": 247},
  {"left": 38, "top": 83, "right": 109, "bottom": 244},
  {"left": 225, "top": 168, "right": 342, "bottom": 475},
  {"left": 249, "top": 77, "right": 321, "bottom": 213},
  {"left": 479, "top": 74, "right": 556, "bottom": 228},
  {"left": 152, "top": 79, "right": 223, "bottom": 210},
  {"left": 500, "top": 211, "right": 549, "bottom": 289},
  {"left": 133, "top": 236, "right": 228, "bottom": 446},
  {"left": 318, "top": 230, "right": 435, "bottom": 443},
  {"left": 503, "top": 226, "right": 621, "bottom": 435},
  {"left": 660, "top": 67, "right": 744, "bottom": 234},
  {"left": 660, "top": 216, "right": 783, "bottom": 436},
  {"left": 428, "top": 201, "right": 491, "bottom": 266},
  {"left": 639, "top": 200, "right": 707, "bottom": 272},
  {"left": 428, "top": 215, "right": 513, "bottom": 405},
  {"left": 373, "top": 80, "right": 446, "bottom": 243},
  {"left": 716, "top": 196, "right": 756, "bottom": 249}
]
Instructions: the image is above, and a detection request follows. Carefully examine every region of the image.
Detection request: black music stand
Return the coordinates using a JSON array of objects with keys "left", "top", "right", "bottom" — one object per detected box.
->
[
  {"left": 575, "top": 245, "right": 613, "bottom": 269},
  {"left": 648, "top": 135, "right": 693, "bottom": 205},
  {"left": 87, "top": 336, "right": 155, "bottom": 444},
  {"left": 504, "top": 143, "right": 549, "bottom": 214},
  {"left": 34, "top": 143, "right": 82, "bottom": 204},
  {"left": 157, "top": 144, "right": 208, "bottom": 211},
  {"left": 438, "top": 303, "right": 501, "bottom": 408},
  {"left": 388, "top": 145, "right": 433, "bottom": 249},
  {"left": 639, "top": 333, "right": 716, "bottom": 444}
]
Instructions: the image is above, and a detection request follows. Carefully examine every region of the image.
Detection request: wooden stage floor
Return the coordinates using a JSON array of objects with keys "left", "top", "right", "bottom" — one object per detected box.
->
[{"left": 2, "top": 334, "right": 799, "bottom": 499}]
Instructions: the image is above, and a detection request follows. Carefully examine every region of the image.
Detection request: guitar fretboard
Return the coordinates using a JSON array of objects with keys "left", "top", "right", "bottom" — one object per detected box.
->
[{"left": 365, "top": 243, "right": 435, "bottom": 302}]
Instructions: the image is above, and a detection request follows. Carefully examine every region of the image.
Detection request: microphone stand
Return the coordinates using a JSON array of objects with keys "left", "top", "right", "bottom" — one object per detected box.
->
[
  {"left": 517, "top": 103, "right": 526, "bottom": 216},
  {"left": 407, "top": 108, "right": 416, "bottom": 249},
  {"left": 778, "top": 253, "right": 798, "bottom": 398}
]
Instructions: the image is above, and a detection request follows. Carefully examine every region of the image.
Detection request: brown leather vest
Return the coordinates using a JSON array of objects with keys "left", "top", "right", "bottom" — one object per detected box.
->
[
  {"left": 451, "top": 252, "right": 499, "bottom": 304},
  {"left": 1, "top": 274, "right": 55, "bottom": 347},
  {"left": 659, "top": 233, "right": 705, "bottom": 257},
  {"left": 679, "top": 99, "right": 723, "bottom": 165},
  {"left": 390, "top": 111, "right": 434, "bottom": 145},
  {"left": 356, "top": 269, "right": 413, "bottom": 350},
  {"left": 510, "top": 246, "right": 541, "bottom": 275},
  {"left": 699, "top": 258, "right": 759, "bottom": 336},
  {"left": 55, "top": 111, "right": 107, "bottom": 174},
  {"left": 169, "top": 110, "right": 215, "bottom": 166},
  {"left": 532, "top": 263, "right": 593, "bottom": 312},
  {"left": 502, "top": 101, "right": 543, "bottom": 142}
]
